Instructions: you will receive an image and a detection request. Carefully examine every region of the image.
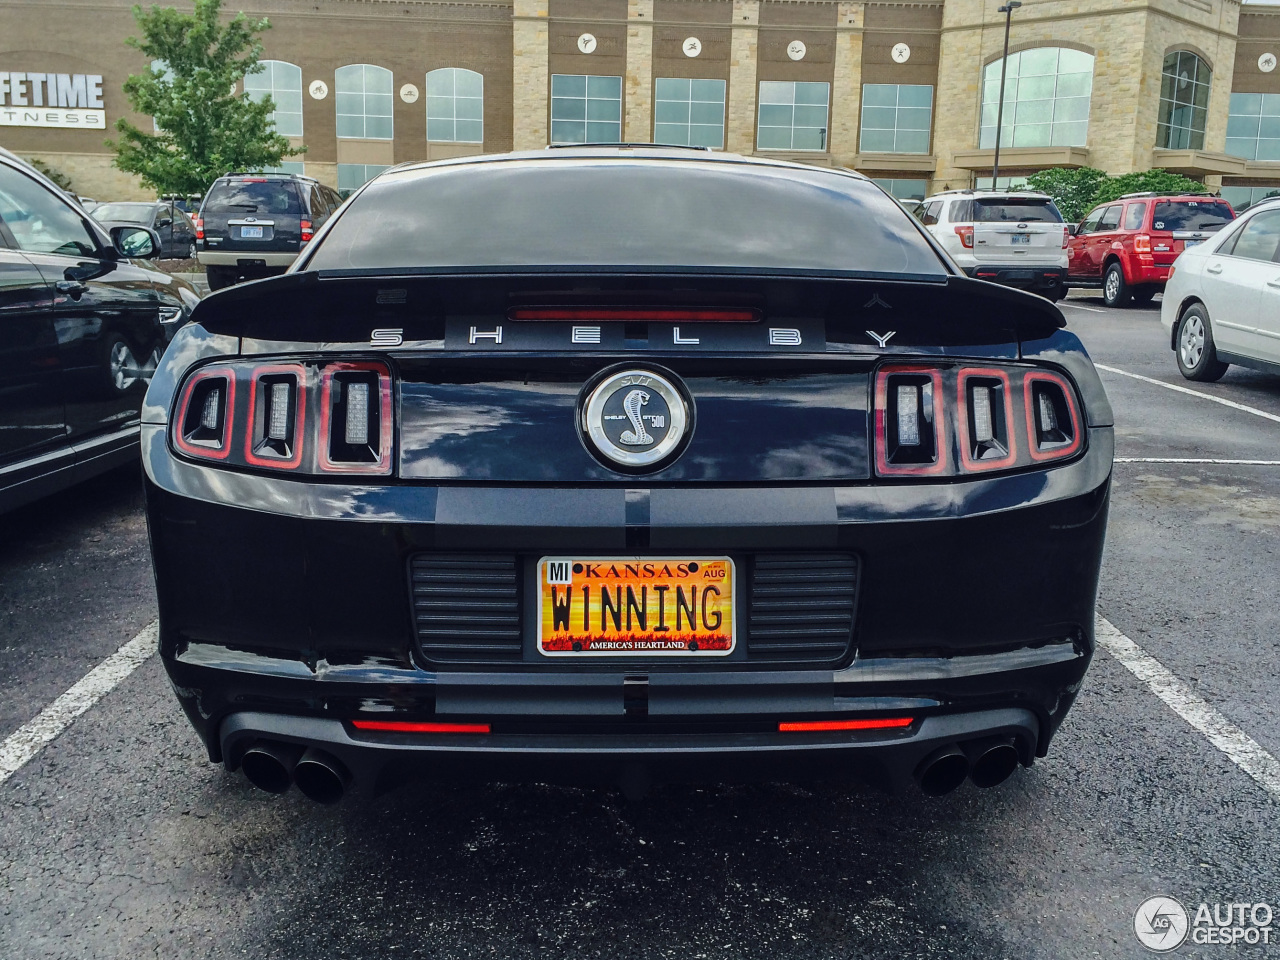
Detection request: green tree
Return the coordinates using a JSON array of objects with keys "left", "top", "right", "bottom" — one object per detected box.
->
[
  {"left": 107, "top": 0, "right": 302, "bottom": 197},
  {"left": 1024, "top": 166, "right": 1110, "bottom": 223},
  {"left": 1090, "top": 169, "right": 1207, "bottom": 206}
]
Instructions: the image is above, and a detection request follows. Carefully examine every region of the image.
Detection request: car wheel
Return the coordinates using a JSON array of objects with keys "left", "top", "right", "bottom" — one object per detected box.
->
[
  {"left": 1176, "top": 304, "right": 1229, "bottom": 382},
  {"left": 206, "top": 266, "right": 237, "bottom": 291},
  {"left": 1102, "top": 262, "right": 1130, "bottom": 307},
  {"left": 1132, "top": 286, "right": 1156, "bottom": 304},
  {"left": 186, "top": 239, "right": 197, "bottom": 260},
  {"left": 101, "top": 335, "right": 140, "bottom": 394}
]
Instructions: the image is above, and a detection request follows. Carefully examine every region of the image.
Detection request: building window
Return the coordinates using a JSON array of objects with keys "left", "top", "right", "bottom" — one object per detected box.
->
[
  {"left": 337, "top": 163, "right": 389, "bottom": 197},
  {"left": 860, "top": 85, "right": 933, "bottom": 154},
  {"left": 973, "top": 176, "right": 1030, "bottom": 190},
  {"left": 872, "top": 178, "right": 929, "bottom": 202},
  {"left": 1226, "top": 93, "right": 1280, "bottom": 161},
  {"left": 1221, "top": 185, "right": 1280, "bottom": 213},
  {"left": 244, "top": 60, "right": 303, "bottom": 137},
  {"left": 654, "top": 78, "right": 726, "bottom": 149},
  {"left": 426, "top": 68, "right": 483, "bottom": 144},
  {"left": 1157, "top": 51, "right": 1210, "bottom": 150},
  {"left": 336, "top": 64, "right": 393, "bottom": 140},
  {"left": 980, "top": 47, "right": 1093, "bottom": 149},
  {"left": 261, "top": 161, "right": 307, "bottom": 176},
  {"left": 757, "top": 81, "right": 829, "bottom": 151},
  {"left": 151, "top": 59, "right": 172, "bottom": 132},
  {"left": 550, "top": 74, "right": 622, "bottom": 144}
]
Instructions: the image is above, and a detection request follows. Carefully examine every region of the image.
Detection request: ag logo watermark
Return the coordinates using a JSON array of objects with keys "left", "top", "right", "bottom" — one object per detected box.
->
[
  {"left": 1135, "top": 897, "right": 1189, "bottom": 952},
  {"left": 1135, "top": 897, "right": 1275, "bottom": 950}
]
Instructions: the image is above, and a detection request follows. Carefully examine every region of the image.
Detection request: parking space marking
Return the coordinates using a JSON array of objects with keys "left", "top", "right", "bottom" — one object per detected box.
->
[
  {"left": 0, "top": 621, "right": 157, "bottom": 786},
  {"left": 1111, "top": 463, "right": 1280, "bottom": 471},
  {"left": 1096, "top": 616, "right": 1280, "bottom": 802},
  {"left": 1096, "top": 363, "right": 1280, "bottom": 425},
  {"left": 1061, "top": 302, "right": 1106, "bottom": 313}
]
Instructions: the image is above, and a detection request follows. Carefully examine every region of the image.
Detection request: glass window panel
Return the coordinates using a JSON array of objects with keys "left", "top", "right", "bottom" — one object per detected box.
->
[
  {"left": 552, "top": 74, "right": 586, "bottom": 97},
  {"left": 1257, "top": 139, "right": 1280, "bottom": 162},
  {"left": 1229, "top": 115, "right": 1262, "bottom": 139},
  {"left": 588, "top": 75, "right": 622, "bottom": 98},
  {"left": 454, "top": 70, "right": 483, "bottom": 98},
  {"left": 758, "top": 104, "right": 793, "bottom": 127},
  {"left": 551, "top": 119, "right": 586, "bottom": 143},
  {"left": 1050, "top": 121, "right": 1088, "bottom": 147},
  {"left": 366, "top": 93, "right": 394, "bottom": 117},
  {"left": 1019, "top": 48, "right": 1058, "bottom": 76},
  {"left": 860, "top": 129, "right": 896, "bottom": 152},
  {"left": 335, "top": 92, "right": 364, "bottom": 115},
  {"left": 898, "top": 84, "right": 933, "bottom": 109},
  {"left": 795, "top": 82, "right": 830, "bottom": 106},
  {"left": 794, "top": 104, "right": 828, "bottom": 128},
  {"left": 896, "top": 106, "right": 932, "bottom": 130},
  {"left": 1226, "top": 137, "right": 1258, "bottom": 160},
  {"left": 758, "top": 81, "right": 792, "bottom": 104},
  {"left": 587, "top": 98, "right": 620, "bottom": 122},
  {"left": 657, "top": 78, "right": 690, "bottom": 100},
  {"left": 792, "top": 126, "right": 826, "bottom": 151},
  {"left": 1055, "top": 72, "right": 1092, "bottom": 99},
  {"left": 1058, "top": 48, "right": 1093, "bottom": 73},
  {"left": 654, "top": 122, "right": 688, "bottom": 145},
  {"left": 756, "top": 126, "right": 792, "bottom": 149},
  {"left": 552, "top": 97, "right": 586, "bottom": 121},
  {"left": 980, "top": 48, "right": 1094, "bottom": 151},
  {"left": 690, "top": 124, "right": 723, "bottom": 148},
  {"left": 1264, "top": 94, "right": 1280, "bottom": 116},
  {"left": 586, "top": 120, "right": 621, "bottom": 141},
  {"left": 454, "top": 120, "right": 483, "bottom": 143},
  {"left": 981, "top": 103, "right": 998, "bottom": 127},
  {"left": 1012, "top": 122, "right": 1051, "bottom": 147},
  {"left": 689, "top": 101, "right": 722, "bottom": 125},
  {"left": 895, "top": 130, "right": 930, "bottom": 154},
  {"left": 274, "top": 91, "right": 303, "bottom": 114},
  {"left": 1259, "top": 115, "right": 1280, "bottom": 139},
  {"left": 1053, "top": 96, "right": 1090, "bottom": 123},
  {"left": 1020, "top": 75, "right": 1058, "bottom": 101},
  {"left": 691, "top": 79, "right": 724, "bottom": 101},
  {"left": 1015, "top": 99, "right": 1053, "bottom": 124},
  {"left": 860, "top": 106, "right": 898, "bottom": 130},
  {"left": 365, "top": 68, "right": 392, "bottom": 95},
  {"left": 427, "top": 118, "right": 455, "bottom": 141},
  {"left": 427, "top": 95, "right": 456, "bottom": 119},
  {"left": 366, "top": 116, "right": 393, "bottom": 140},
  {"left": 655, "top": 100, "right": 690, "bottom": 124},
  {"left": 335, "top": 115, "right": 362, "bottom": 138},
  {"left": 862, "top": 84, "right": 898, "bottom": 108},
  {"left": 455, "top": 97, "right": 483, "bottom": 121},
  {"left": 1231, "top": 92, "right": 1263, "bottom": 116},
  {"left": 426, "top": 71, "right": 452, "bottom": 97}
]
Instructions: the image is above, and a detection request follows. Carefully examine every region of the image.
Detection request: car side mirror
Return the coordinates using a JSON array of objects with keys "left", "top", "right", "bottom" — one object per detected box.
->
[
  {"left": 111, "top": 225, "right": 160, "bottom": 259},
  {"left": 157, "top": 217, "right": 173, "bottom": 229},
  {"left": 1067, "top": 223, "right": 1079, "bottom": 236}
]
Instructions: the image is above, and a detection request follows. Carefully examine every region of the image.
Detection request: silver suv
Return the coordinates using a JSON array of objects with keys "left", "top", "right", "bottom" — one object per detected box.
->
[{"left": 917, "top": 189, "right": 1069, "bottom": 301}]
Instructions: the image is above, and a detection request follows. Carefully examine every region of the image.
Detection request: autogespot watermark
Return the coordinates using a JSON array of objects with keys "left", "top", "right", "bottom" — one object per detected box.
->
[{"left": 1135, "top": 896, "right": 1276, "bottom": 951}]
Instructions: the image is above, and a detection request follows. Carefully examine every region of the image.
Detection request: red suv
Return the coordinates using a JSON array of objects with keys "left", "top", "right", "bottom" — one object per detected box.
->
[{"left": 1066, "top": 193, "right": 1236, "bottom": 307}]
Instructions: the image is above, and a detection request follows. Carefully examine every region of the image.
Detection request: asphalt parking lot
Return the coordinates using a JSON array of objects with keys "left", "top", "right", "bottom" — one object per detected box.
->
[{"left": 2, "top": 292, "right": 1278, "bottom": 959}]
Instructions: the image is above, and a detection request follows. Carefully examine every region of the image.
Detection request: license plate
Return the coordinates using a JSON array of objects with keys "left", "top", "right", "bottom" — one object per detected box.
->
[
  {"left": 1184, "top": 239, "right": 1202, "bottom": 248},
  {"left": 1011, "top": 234, "right": 1030, "bottom": 244},
  {"left": 240, "top": 225, "right": 263, "bottom": 238},
  {"left": 538, "top": 556, "right": 735, "bottom": 656}
]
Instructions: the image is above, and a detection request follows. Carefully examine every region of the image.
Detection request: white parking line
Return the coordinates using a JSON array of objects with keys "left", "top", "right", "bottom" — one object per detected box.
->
[
  {"left": 1096, "top": 616, "right": 1280, "bottom": 802},
  {"left": 0, "top": 620, "right": 158, "bottom": 786},
  {"left": 1062, "top": 302, "right": 1106, "bottom": 313},
  {"left": 1096, "top": 363, "right": 1280, "bottom": 426},
  {"left": 1111, "top": 463, "right": 1280, "bottom": 471}
]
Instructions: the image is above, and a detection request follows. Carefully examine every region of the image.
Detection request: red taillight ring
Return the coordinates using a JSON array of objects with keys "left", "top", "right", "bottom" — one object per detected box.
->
[
  {"left": 874, "top": 365, "right": 948, "bottom": 477},
  {"left": 317, "top": 360, "right": 394, "bottom": 475},
  {"left": 1024, "top": 370, "right": 1083, "bottom": 462},
  {"left": 173, "top": 366, "right": 236, "bottom": 460},
  {"left": 243, "top": 363, "right": 307, "bottom": 469},
  {"left": 956, "top": 367, "right": 1017, "bottom": 472}
]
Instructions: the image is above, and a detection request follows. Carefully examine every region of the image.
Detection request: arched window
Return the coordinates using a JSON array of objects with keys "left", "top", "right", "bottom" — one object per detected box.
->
[
  {"left": 244, "top": 60, "right": 303, "bottom": 137},
  {"left": 335, "top": 64, "right": 393, "bottom": 140},
  {"left": 980, "top": 47, "right": 1093, "bottom": 149},
  {"left": 426, "top": 68, "right": 483, "bottom": 144},
  {"left": 1158, "top": 51, "right": 1211, "bottom": 150}
]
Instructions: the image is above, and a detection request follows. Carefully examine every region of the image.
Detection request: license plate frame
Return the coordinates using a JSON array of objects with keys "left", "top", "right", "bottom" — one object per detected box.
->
[
  {"left": 240, "top": 225, "right": 264, "bottom": 239},
  {"left": 1011, "top": 234, "right": 1031, "bottom": 244},
  {"left": 1183, "top": 239, "right": 1202, "bottom": 248},
  {"left": 536, "top": 556, "right": 735, "bottom": 657}
]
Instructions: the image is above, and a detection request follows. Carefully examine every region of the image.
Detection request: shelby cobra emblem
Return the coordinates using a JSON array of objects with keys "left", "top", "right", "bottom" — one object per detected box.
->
[{"left": 582, "top": 367, "right": 691, "bottom": 469}]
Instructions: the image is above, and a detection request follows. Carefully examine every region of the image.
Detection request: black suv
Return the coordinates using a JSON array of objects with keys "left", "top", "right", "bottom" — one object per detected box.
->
[{"left": 196, "top": 172, "right": 342, "bottom": 291}]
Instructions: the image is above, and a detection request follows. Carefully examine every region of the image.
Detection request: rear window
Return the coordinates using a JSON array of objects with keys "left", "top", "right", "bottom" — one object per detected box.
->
[
  {"left": 306, "top": 159, "right": 948, "bottom": 279},
  {"left": 1151, "top": 200, "right": 1234, "bottom": 232},
  {"left": 965, "top": 198, "right": 1063, "bottom": 223},
  {"left": 203, "top": 179, "right": 301, "bottom": 217}
]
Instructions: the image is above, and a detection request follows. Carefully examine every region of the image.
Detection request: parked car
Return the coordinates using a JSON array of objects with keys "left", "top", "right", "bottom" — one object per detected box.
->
[
  {"left": 92, "top": 200, "right": 199, "bottom": 260},
  {"left": 1161, "top": 196, "right": 1280, "bottom": 381},
  {"left": 0, "top": 147, "right": 200, "bottom": 513},
  {"left": 144, "top": 148, "right": 1113, "bottom": 806},
  {"left": 1067, "top": 192, "right": 1236, "bottom": 307},
  {"left": 195, "top": 172, "right": 343, "bottom": 291},
  {"left": 916, "top": 189, "right": 1068, "bottom": 300}
]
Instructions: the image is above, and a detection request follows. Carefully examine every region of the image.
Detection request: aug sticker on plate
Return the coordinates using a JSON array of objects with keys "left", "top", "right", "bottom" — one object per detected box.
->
[{"left": 538, "top": 557, "right": 735, "bottom": 656}]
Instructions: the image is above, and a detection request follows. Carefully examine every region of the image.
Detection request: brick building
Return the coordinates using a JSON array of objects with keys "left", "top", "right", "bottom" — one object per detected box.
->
[{"left": 2, "top": 0, "right": 1280, "bottom": 211}]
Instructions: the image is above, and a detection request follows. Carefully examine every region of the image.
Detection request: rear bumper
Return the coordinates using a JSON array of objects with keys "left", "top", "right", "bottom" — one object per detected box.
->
[
  {"left": 197, "top": 249, "right": 297, "bottom": 269},
  {"left": 1128, "top": 258, "right": 1172, "bottom": 286},
  {"left": 964, "top": 265, "right": 1065, "bottom": 289},
  {"left": 220, "top": 705, "right": 1042, "bottom": 795}
]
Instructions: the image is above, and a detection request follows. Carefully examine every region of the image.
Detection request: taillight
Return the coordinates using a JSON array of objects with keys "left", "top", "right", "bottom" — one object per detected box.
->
[
  {"left": 193, "top": 217, "right": 203, "bottom": 240},
  {"left": 1062, "top": 226, "right": 1069, "bottom": 249},
  {"left": 173, "top": 366, "right": 235, "bottom": 460},
  {"left": 1133, "top": 234, "right": 1151, "bottom": 255},
  {"left": 171, "top": 358, "right": 394, "bottom": 476},
  {"left": 300, "top": 219, "right": 313, "bottom": 244},
  {"left": 874, "top": 363, "right": 1083, "bottom": 478},
  {"left": 954, "top": 225, "right": 974, "bottom": 249},
  {"left": 319, "top": 362, "right": 393, "bottom": 474}
]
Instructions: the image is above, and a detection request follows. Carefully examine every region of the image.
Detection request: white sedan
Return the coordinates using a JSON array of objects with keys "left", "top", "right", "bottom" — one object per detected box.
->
[{"left": 1161, "top": 197, "right": 1280, "bottom": 381}]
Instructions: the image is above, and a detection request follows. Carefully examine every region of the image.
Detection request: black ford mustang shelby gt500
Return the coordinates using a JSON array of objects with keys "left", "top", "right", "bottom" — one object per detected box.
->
[{"left": 142, "top": 148, "right": 1112, "bottom": 805}]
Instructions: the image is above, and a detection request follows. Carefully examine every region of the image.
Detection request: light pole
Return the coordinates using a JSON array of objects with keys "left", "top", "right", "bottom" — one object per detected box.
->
[{"left": 991, "top": 0, "right": 1021, "bottom": 187}]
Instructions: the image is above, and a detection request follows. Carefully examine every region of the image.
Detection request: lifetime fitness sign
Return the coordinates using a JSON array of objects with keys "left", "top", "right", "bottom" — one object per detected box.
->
[{"left": 0, "top": 72, "right": 105, "bottom": 128}]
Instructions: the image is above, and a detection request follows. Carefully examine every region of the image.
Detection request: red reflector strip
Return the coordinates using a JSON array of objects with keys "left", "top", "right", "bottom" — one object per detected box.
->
[
  {"left": 350, "top": 720, "right": 491, "bottom": 734},
  {"left": 509, "top": 307, "right": 759, "bottom": 322},
  {"left": 778, "top": 717, "right": 913, "bottom": 733}
]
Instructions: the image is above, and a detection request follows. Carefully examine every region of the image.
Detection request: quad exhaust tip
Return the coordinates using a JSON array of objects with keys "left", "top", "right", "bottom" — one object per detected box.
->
[
  {"left": 966, "top": 738, "right": 1020, "bottom": 789},
  {"left": 915, "top": 745, "right": 969, "bottom": 796},
  {"left": 240, "top": 741, "right": 302, "bottom": 795},
  {"left": 293, "top": 748, "right": 351, "bottom": 805},
  {"left": 915, "top": 738, "right": 1023, "bottom": 796},
  {"left": 239, "top": 741, "right": 350, "bottom": 804}
]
